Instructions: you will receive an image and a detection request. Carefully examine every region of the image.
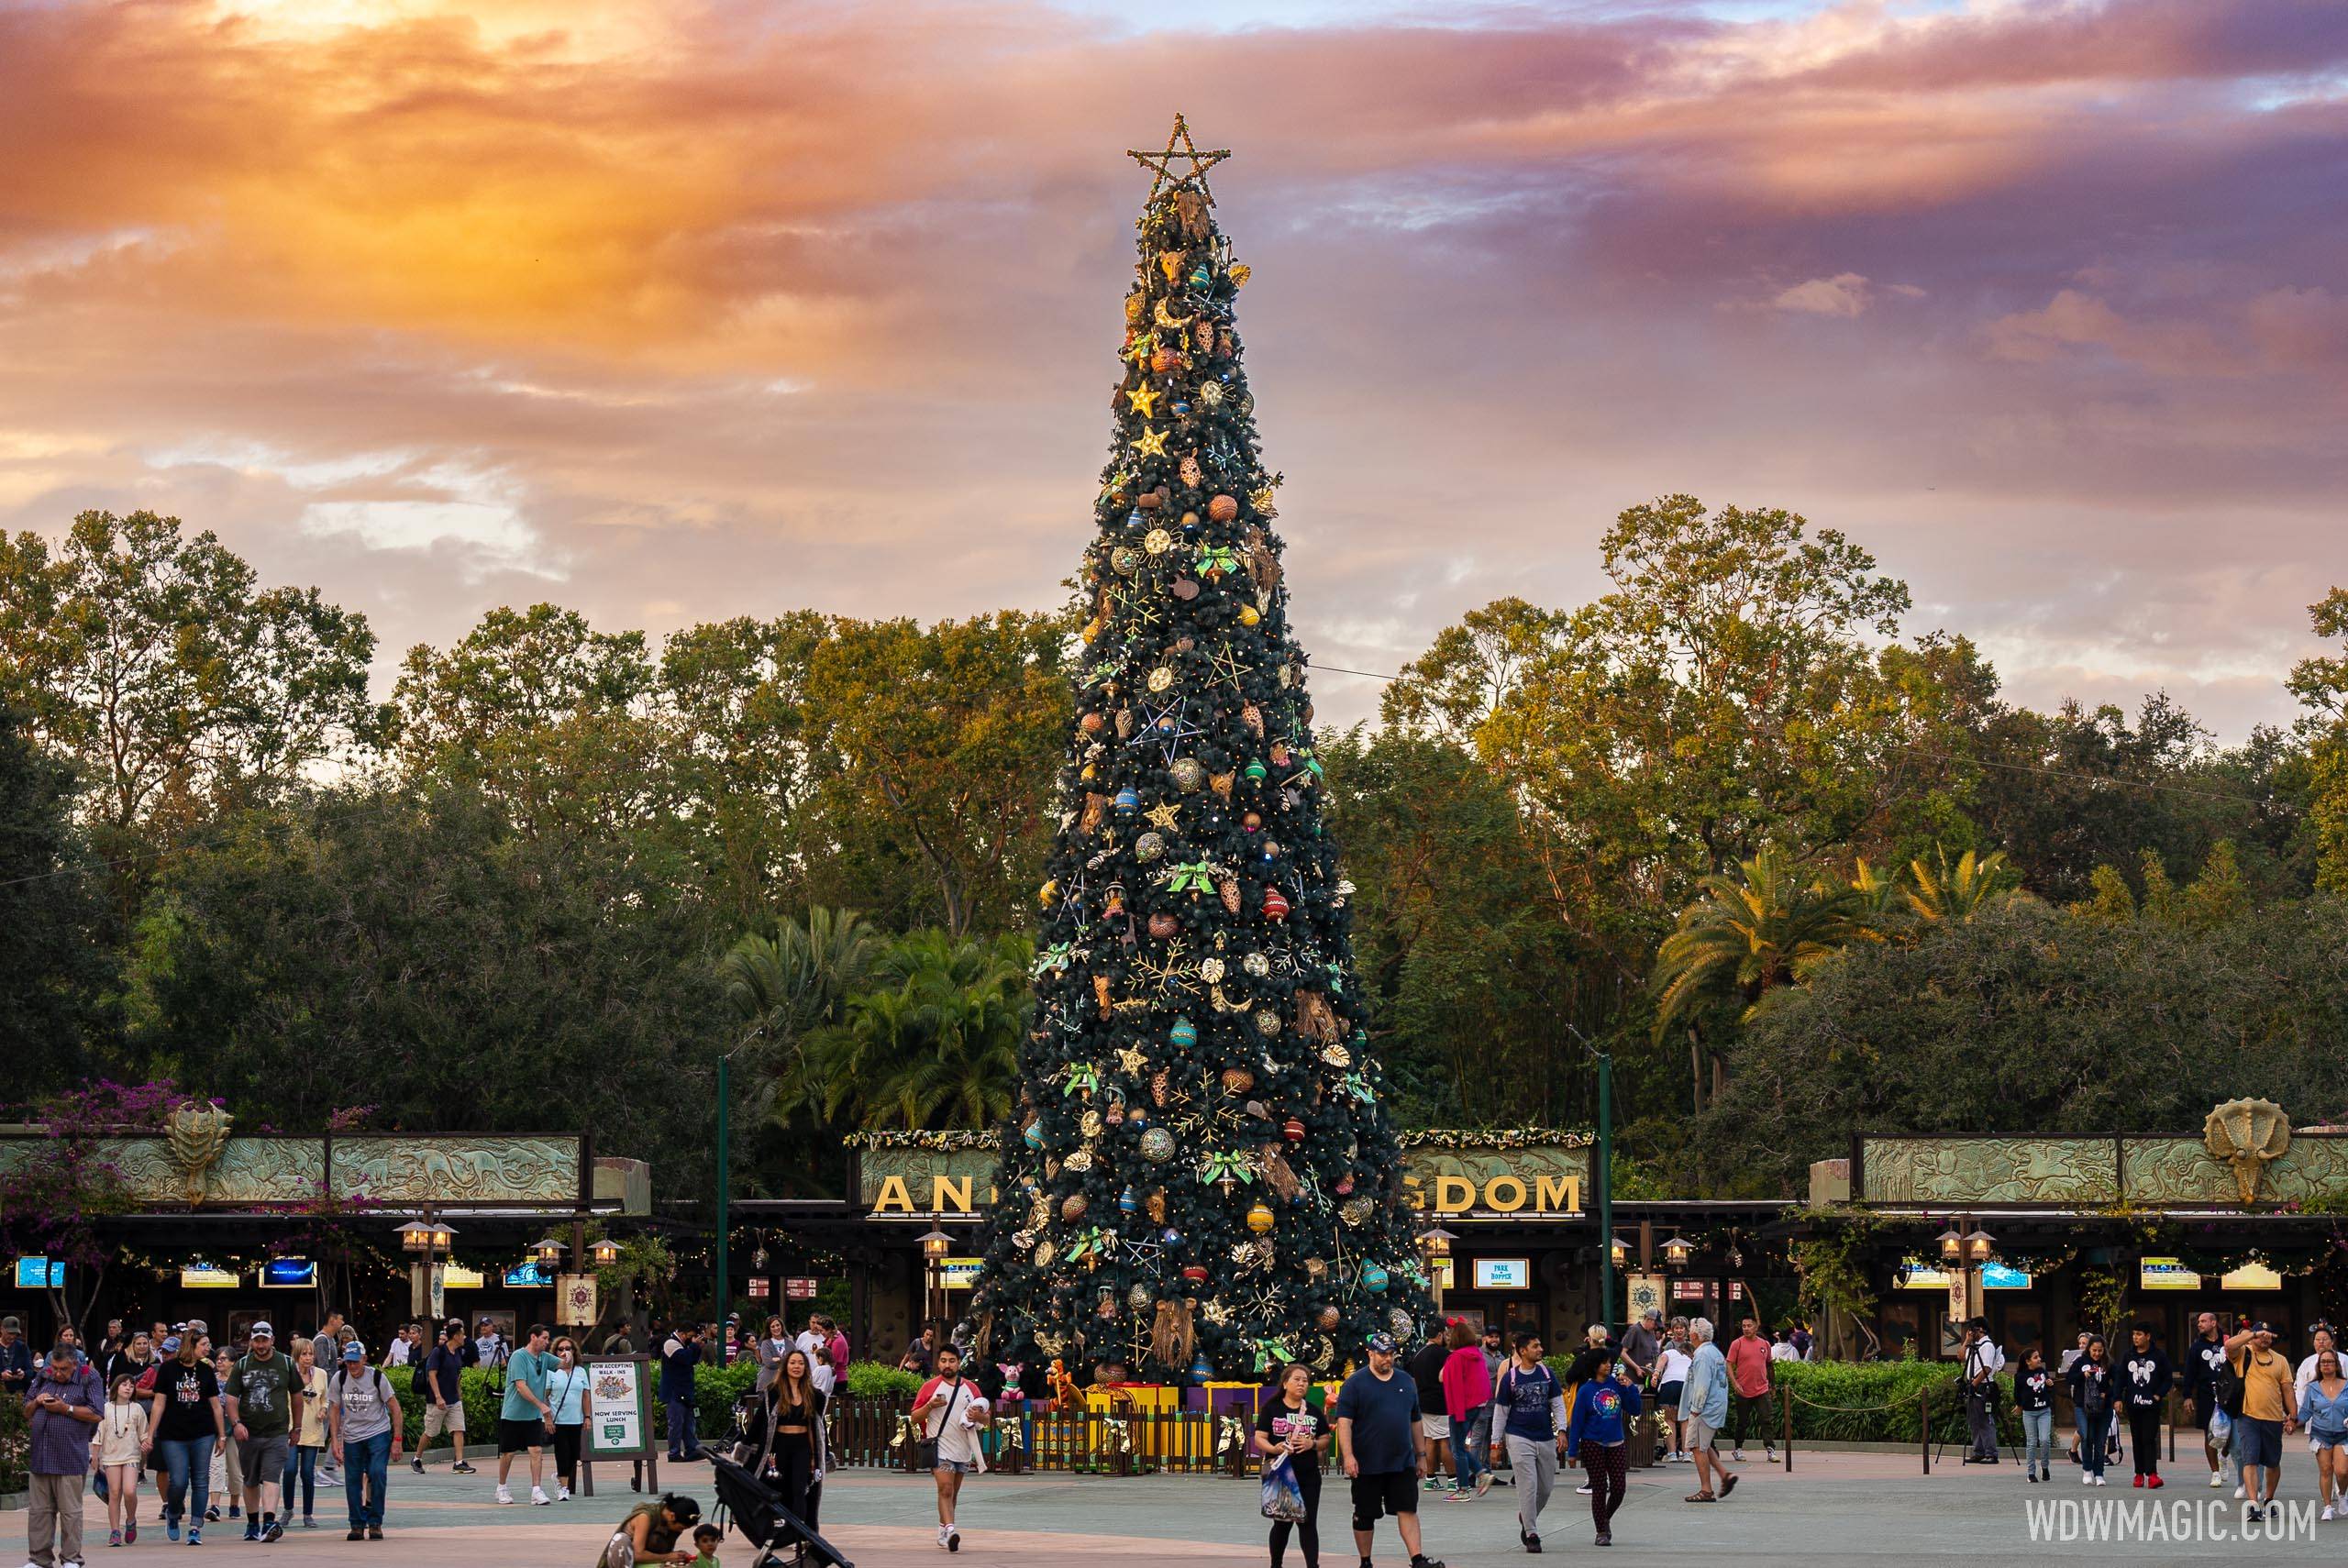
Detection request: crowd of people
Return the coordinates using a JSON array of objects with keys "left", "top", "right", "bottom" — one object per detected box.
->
[{"left": 7, "top": 1307, "right": 682, "bottom": 1566}]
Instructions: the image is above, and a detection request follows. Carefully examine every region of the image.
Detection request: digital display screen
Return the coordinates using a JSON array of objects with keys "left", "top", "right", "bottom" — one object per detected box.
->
[{"left": 1471, "top": 1258, "right": 1531, "bottom": 1290}]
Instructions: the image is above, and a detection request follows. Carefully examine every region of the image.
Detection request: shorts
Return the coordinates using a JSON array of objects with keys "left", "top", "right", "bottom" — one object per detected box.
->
[
  {"left": 1685, "top": 1417, "right": 1720, "bottom": 1452},
  {"left": 1349, "top": 1470, "right": 1418, "bottom": 1531},
  {"left": 934, "top": 1458, "right": 979, "bottom": 1474},
  {"left": 424, "top": 1403, "right": 466, "bottom": 1437},
  {"left": 498, "top": 1416, "right": 548, "bottom": 1454},
  {"left": 2312, "top": 1430, "right": 2348, "bottom": 1452},
  {"left": 1657, "top": 1381, "right": 1685, "bottom": 1408},
  {"left": 238, "top": 1432, "right": 291, "bottom": 1480},
  {"left": 2235, "top": 1416, "right": 2283, "bottom": 1470},
  {"left": 1421, "top": 1412, "right": 1450, "bottom": 1441}
]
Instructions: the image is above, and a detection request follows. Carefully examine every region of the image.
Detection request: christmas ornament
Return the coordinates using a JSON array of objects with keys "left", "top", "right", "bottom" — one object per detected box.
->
[
  {"left": 1209, "top": 493, "right": 1238, "bottom": 522},
  {"left": 1283, "top": 1117, "right": 1305, "bottom": 1143},
  {"left": 1262, "top": 887, "right": 1290, "bottom": 922},
  {"left": 1360, "top": 1262, "right": 1390, "bottom": 1293},
  {"left": 1246, "top": 1201, "right": 1275, "bottom": 1234},
  {"left": 1140, "top": 1127, "right": 1176, "bottom": 1163},
  {"left": 1169, "top": 1016, "right": 1198, "bottom": 1049},
  {"left": 1125, "top": 384, "right": 1159, "bottom": 417}
]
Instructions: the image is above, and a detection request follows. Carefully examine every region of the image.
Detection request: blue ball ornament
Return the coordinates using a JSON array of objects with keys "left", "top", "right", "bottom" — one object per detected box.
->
[
  {"left": 1169, "top": 1017, "right": 1198, "bottom": 1049},
  {"left": 1114, "top": 788, "right": 1139, "bottom": 815},
  {"left": 1172, "top": 399, "right": 1191, "bottom": 417},
  {"left": 1125, "top": 510, "right": 1145, "bottom": 529},
  {"left": 1361, "top": 1262, "right": 1390, "bottom": 1294},
  {"left": 1190, "top": 1353, "right": 1215, "bottom": 1381},
  {"left": 1023, "top": 1122, "right": 1044, "bottom": 1149}
]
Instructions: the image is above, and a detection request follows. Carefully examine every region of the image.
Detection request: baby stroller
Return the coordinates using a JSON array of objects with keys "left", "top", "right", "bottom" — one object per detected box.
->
[{"left": 709, "top": 1453, "right": 852, "bottom": 1568}]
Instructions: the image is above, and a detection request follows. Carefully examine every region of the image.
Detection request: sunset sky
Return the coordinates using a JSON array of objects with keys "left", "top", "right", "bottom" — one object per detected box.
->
[{"left": 2, "top": 0, "right": 2342, "bottom": 737}]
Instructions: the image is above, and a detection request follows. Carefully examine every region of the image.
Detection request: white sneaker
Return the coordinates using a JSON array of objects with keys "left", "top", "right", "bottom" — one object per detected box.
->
[
  {"left": 2095, "top": 1475, "right": 2108, "bottom": 1486},
  {"left": 2082, "top": 1474, "right": 2094, "bottom": 1485},
  {"left": 1576, "top": 1482, "right": 1594, "bottom": 1495},
  {"left": 1731, "top": 1449, "right": 1746, "bottom": 1462},
  {"left": 2236, "top": 1484, "right": 2248, "bottom": 1499},
  {"left": 937, "top": 1528, "right": 950, "bottom": 1551},
  {"left": 2323, "top": 1506, "right": 2335, "bottom": 1522},
  {"left": 529, "top": 1487, "right": 550, "bottom": 1507},
  {"left": 2210, "top": 1470, "right": 2224, "bottom": 1487},
  {"left": 556, "top": 1485, "right": 571, "bottom": 1501},
  {"left": 495, "top": 1485, "right": 514, "bottom": 1506}
]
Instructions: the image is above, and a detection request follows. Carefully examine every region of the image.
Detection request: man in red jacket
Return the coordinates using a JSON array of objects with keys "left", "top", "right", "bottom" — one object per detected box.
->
[{"left": 1723, "top": 1319, "right": 1776, "bottom": 1463}]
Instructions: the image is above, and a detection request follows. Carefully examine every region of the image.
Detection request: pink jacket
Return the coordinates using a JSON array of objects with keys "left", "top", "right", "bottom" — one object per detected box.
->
[{"left": 1439, "top": 1345, "right": 1493, "bottom": 1422}]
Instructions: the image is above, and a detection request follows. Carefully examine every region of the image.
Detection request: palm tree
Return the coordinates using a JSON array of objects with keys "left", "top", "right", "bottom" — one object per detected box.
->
[
  {"left": 1650, "top": 847, "right": 1874, "bottom": 1110},
  {"left": 805, "top": 930, "right": 1031, "bottom": 1132},
  {"left": 718, "top": 906, "right": 885, "bottom": 1126},
  {"left": 1903, "top": 847, "right": 2019, "bottom": 926}
]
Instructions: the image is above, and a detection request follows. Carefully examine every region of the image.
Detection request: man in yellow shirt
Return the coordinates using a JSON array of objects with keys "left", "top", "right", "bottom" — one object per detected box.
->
[{"left": 2224, "top": 1321, "right": 2298, "bottom": 1521}]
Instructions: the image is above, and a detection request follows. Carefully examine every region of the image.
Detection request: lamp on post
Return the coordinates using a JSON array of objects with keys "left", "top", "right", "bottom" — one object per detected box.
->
[
  {"left": 919, "top": 1227, "right": 953, "bottom": 1328},
  {"left": 589, "top": 1236, "right": 621, "bottom": 1269},
  {"left": 1660, "top": 1234, "right": 1694, "bottom": 1270},
  {"left": 1935, "top": 1225, "right": 1965, "bottom": 1264},
  {"left": 397, "top": 1215, "right": 455, "bottom": 1320},
  {"left": 528, "top": 1232, "right": 566, "bottom": 1268},
  {"left": 1418, "top": 1225, "right": 1456, "bottom": 1310}
]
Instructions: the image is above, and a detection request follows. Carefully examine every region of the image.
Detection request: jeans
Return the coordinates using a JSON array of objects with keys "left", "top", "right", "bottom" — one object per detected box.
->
[
  {"left": 1448, "top": 1420, "right": 1484, "bottom": 1485},
  {"left": 283, "top": 1443, "right": 318, "bottom": 1516},
  {"left": 342, "top": 1431, "right": 391, "bottom": 1528},
  {"left": 1965, "top": 1385, "right": 1999, "bottom": 1460},
  {"left": 2021, "top": 1408, "right": 2054, "bottom": 1473},
  {"left": 664, "top": 1394, "right": 701, "bottom": 1458},
  {"left": 2081, "top": 1414, "right": 2110, "bottom": 1479},
  {"left": 1731, "top": 1390, "right": 1774, "bottom": 1451},
  {"left": 1505, "top": 1434, "right": 1558, "bottom": 1536},
  {"left": 161, "top": 1433, "right": 216, "bottom": 1526}
]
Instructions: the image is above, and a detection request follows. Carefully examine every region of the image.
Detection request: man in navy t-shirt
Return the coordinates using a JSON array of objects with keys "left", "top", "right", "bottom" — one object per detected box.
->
[
  {"left": 658, "top": 1324, "right": 703, "bottom": 1461},
  {"left": 1490, "top": 1330, "right": 1567, "bottom": 1551},
  {"left": 1335, "top": 1331, "right": 1444, "bottom": 1568}
]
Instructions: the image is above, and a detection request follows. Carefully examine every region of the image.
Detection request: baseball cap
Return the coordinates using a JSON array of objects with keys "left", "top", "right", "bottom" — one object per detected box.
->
[
  {"left": 1366, "top": 1331, "right": 1398, "bottom": 1354},
  {"left": 2253, "top": 1321, "right": 2277, "bottom": 1335},
  {"left": 161, "top": 1336, "right": 183, "bottom": 1353},
  {"left": 342, "top": 1342, "right": 366, "bottom": 1361},
  {"left": 249, "top": 1321, "right": 274, "bottom": 1339},
  {"left": 0, "top": 1317, "right": 17, "bottom": 1332}
]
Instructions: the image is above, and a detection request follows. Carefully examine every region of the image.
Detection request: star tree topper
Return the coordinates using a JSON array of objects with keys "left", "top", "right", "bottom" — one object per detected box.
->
[{"left": 1127, "top": 113, "right": 1232, "bottom": 206}]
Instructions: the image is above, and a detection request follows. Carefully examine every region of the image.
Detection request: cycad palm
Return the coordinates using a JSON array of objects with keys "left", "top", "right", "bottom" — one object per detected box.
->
[
  {"left": 1651, "top": 846, "right": 1872, "bottom": 1043},
  {"left": 807, "top": 930, "right": 1031, "bottom": 1131},
  {"left": 718, "top": 906, "right": 884, "bottom": 1125},
  {"left": 1904, "top": 847, "right": 2018, "bottom": 926}
]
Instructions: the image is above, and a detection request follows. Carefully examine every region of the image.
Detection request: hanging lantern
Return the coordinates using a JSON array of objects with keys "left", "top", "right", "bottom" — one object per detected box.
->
[
  {"left": 1262, "top": 888, "right": 1290, "bottom": 922},
  {"left": 1246, "top": 1202, "right": 1275, "bottom": 1234}
]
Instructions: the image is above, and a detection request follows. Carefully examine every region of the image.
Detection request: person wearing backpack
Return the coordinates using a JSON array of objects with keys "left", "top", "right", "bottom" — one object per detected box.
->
[
  {"left": 2180, "top": 1309, "right": 2235, "bottom": 1489},
  {"left": 326, "top": 1342, "right": 405, "bottom": 1540},
  {"left": 1489, "top": 1329, "right": 1566, "bottom": 1552}
]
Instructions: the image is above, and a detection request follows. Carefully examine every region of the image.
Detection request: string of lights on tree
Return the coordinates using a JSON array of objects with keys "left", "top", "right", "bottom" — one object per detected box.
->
[{"left": 965, "top": 118, "right": 1435, "bottom": 1383}]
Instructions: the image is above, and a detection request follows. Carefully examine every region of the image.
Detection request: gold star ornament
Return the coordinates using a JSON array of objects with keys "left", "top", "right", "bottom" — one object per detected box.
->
[
  {"left": 1144, "top": 801, "right": 1181, "bottom": 833},
  {"left": 1125, "top": 385, "right": 1160, "bottom": 418},
  {"left": 1128, "top": 114, "right": 1232, "bottom": 206},
  {"left": 1132, "top": 426, "right": 1169, "bottom": 458}
]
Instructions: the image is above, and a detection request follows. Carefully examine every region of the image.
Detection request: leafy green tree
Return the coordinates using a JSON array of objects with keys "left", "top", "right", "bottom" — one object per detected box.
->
[
  {"left": 388, "top": 603, "right": 665, "bottom": 845},
  {"left": 1318, "top": 726, "right": 1579, "bottom": 1125},
  {"left": 121, "top": 784, "right": 734, "bottom": 1192},
  {"left": 799, "top": 612, "right": 1070, "bottom": 937},
  {"left": 2291, "top": 589, "right": 2348, "bottom": 895},
  {"left": 1701, "top": 897, "right": 2348, "bottom": 1193},
  {"left": 0, "top": 512, "right": 377, "bottom": 902},
  {"left": 1650, "top": 847, "right": 1875, "bottom": 1110},
  {"left": 658, "top": 613, "right": 831, "bottom": 927},
  {"left": 0, "top": 701, "right": 113, "bottom": 1097}
]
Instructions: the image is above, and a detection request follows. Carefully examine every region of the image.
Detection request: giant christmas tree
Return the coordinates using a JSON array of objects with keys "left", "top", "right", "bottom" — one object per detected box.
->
[{"left": 969, "top": 118, "right": 1436, "bottom": 1382}]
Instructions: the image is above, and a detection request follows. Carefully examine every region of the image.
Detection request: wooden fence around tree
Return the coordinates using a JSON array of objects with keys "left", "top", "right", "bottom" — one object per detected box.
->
[{"left": 824, "top": 1396, "right": 1258, "bottom": 1477}]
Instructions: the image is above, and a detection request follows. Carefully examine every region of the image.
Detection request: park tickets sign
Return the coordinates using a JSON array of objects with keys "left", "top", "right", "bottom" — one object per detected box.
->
[{"left": 851, "top": 1132, "right": 1588, "bottom": 1222}]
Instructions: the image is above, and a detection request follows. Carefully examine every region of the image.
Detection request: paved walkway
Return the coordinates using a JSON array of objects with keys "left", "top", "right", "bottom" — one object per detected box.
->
[{"left": 11, "top": 1451, "right": 2337, "bottom": 1565}]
